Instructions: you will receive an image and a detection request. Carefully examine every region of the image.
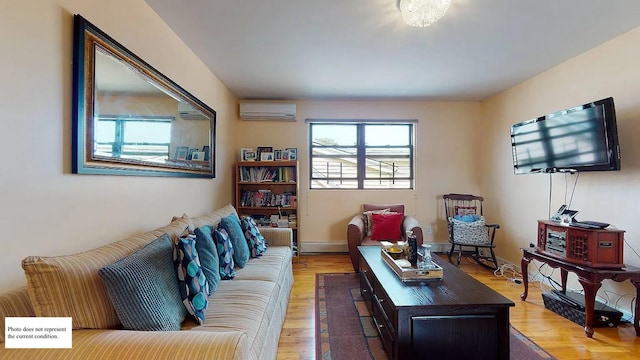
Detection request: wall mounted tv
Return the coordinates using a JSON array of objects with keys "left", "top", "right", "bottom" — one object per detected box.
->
[{"left": 511, "top": 97, "right": 621, "bottom": 174}]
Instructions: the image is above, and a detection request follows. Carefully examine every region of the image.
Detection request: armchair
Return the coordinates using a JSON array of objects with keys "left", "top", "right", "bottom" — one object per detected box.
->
[{"left": 347, "top": 204, "right": 423, "bottom": 272}]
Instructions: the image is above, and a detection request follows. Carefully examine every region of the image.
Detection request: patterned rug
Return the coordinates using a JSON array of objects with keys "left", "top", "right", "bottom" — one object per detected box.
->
[{"left": 315, "top": 273, "right": 556, "bottom": 360}]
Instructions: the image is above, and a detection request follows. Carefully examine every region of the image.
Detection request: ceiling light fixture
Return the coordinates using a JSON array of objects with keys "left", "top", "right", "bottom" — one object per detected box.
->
[{"left": 399, "top": 0, "right": 451, "bottom": 27}]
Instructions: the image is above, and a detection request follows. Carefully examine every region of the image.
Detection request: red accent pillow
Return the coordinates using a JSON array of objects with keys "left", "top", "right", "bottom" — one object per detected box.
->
[{"left": 370, "top": 212, "right": 403, "bottom": 241}]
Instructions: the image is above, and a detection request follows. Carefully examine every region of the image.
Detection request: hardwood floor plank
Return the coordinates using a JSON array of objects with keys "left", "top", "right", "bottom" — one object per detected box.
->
[{"left": 277, "top": 253, "right": 640, "bottom": 360}]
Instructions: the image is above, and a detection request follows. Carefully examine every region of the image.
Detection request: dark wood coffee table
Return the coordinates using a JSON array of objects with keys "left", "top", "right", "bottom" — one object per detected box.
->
[{"left": 359, "top": 246, "right": 514, "bottom": 360}]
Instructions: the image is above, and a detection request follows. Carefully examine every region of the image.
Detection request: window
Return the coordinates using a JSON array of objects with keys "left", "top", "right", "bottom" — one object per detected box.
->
[
  {"left": 94, "top": 116, "right": 172, "bottom": 162},
  {"left": 310, "top": 122, "right": 414, "bottom": 189}
]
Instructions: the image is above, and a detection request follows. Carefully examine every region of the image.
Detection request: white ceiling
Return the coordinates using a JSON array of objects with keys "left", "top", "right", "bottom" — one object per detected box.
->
[{"left": 144, "top": 0, "right": 640, "bottom": 101}]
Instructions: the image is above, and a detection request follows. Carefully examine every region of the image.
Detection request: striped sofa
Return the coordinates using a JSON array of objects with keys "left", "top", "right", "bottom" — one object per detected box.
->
[{"left": 0, "top": 204, "right": 294, "bottom": 360}]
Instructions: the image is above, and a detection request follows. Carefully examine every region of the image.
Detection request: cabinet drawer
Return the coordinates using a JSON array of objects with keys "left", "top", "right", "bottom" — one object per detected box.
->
[
  {"left": 373, "top": 282, "right": 395, "bottom": 325},
  {"left": 360, "top": 271, "right": 373, "bottom": 304},
  {"left": 372, "top": 294, "right": 394, "bottom": 355}
]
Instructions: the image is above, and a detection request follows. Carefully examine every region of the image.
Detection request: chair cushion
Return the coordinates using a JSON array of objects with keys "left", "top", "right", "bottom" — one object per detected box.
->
[
  {"left": 450, "top": 216, "right": 489, "bottom": 245},
  {"left": 194, "top": 225, "right": 221, "bottom": 294},
  {"left": 98, "top": 233, "right": 187, "bottom": 331},
  {"left": 174, "top": 234, "right": 209, "bottom": 325},
  {"left": 219, "top": 214, "right": 250, "bottom": 268},
  {"left": 370, "top": 212, "right": 403, "bottom": 241}
]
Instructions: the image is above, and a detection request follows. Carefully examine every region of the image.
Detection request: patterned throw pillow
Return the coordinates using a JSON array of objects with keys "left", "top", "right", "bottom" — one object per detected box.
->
[
  {"left": 219, "top": 213, "right": 250, "bottom": 268},
  {"left": 98, "top": 233, "right": 187, "bottom": 331},
  {"left": 213, "top": 227, "right": 236, "bottom": 279},
  {"left": 174, "top": 234, "right": 209, "bottom": 325},
  {"left": 450, "top": 216, "right": 489, "bottom": 245},
  {"left": 240, "top": 216, "right": 267, "bottom": 258},
  {"left": 194, "top": 225, "right": 221, "bottom": 294},
  {"left": 454, "top": 206, "right": 477, "bottom": 216},
  {"left": 363, "top": 208, "right": 391, "bottom": 237}
]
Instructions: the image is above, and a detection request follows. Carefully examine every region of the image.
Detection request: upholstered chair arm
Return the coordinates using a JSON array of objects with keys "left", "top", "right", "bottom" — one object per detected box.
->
[
  {"left": 347, "top": 215, "right": 366, "bottom": 272},
  {"left": 402, "top": 215, "right": 424, "bottom": 247}
]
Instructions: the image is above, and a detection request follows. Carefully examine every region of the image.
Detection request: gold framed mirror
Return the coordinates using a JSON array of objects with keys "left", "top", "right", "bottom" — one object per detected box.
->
[{"left": 72, "top": 14, "right": 215, "bottom": 178}]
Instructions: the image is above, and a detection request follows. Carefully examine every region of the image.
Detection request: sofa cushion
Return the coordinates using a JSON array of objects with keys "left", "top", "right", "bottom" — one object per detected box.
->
[
  {"left": 219, "top": 213, "right": 250, "bottom": 268},
  {"left": 186, "top": 279, "right": 280, "bottom": 358},
  {"left": 240, "top": 216, "right": 267, "bottom": 258},
  {"left": 98, "top": 233, "right": 187, "bottom": 331},
  {"left": 194, "top": 225, "right": 221, "bottom": 294},
  {"left": 174, "top": 234, "right": 209, "bottom": 325},
  {"left": 370, "top": 212, "right": 403, "bottom": 241},
  {"left": 21, "top": 217, "right": 190, "bottom": 329},
  {"left": 213, "top": 228, "right": 236, "bottom": 280}
]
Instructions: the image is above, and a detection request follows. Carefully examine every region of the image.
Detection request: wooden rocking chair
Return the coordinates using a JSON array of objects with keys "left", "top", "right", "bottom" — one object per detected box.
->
[{"left": 443, "top": 193, "right": 500, "bottom": 270}]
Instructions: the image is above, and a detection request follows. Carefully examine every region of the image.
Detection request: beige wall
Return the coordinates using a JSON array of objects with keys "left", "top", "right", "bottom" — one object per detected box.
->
[
  {"left": 480, "top": 27, "right": 640, "bottom": 314},
  {"left": 236, "top": 100, "right": 482, "bottom": 252},
  {"left": 0, "top": 0, "right": 237, "bottom": 292}
]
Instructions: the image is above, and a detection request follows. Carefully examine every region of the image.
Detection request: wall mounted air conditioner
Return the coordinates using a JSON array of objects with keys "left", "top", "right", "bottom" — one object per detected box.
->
[
  {"left": 239, "top": 102, "right": 296, "bottom": 121},
  {"left": 178, "top": 102, "right": 207, "bottom": 120}
]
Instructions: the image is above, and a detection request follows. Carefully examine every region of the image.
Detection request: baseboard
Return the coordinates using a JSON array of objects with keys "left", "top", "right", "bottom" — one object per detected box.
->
[{"left": 301, "top": 242, "right": 348, "bottom": 253}]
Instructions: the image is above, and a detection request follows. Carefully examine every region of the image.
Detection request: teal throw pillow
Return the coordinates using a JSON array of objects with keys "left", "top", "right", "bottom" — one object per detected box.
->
[
  {"left": 174, "top": 234, "right": 209, "bottom": 324},
  {"left": 194, "top": 225, "right": 221, "bottom": 294},
  {"left": 213, "top": 227, "right": 236, "bottom": 279},
  {"left": 219, "top": 213, "right": 250, "bottom": 268},
  {"left": 98, "top": 233, "right": 187, "bottom": 331},
  {"left": 240, "top": 216, "right": 267, "bottom": 258}
]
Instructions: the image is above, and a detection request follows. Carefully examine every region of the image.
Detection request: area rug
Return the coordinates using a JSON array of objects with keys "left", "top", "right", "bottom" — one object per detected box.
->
[{"left": 315, "top": 273, "right": 556, "bottom": 360}]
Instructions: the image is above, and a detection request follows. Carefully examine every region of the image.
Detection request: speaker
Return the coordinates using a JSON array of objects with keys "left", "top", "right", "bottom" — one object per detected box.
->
[{"left": 542, "top": 290, "right": 622, "bottom": 328}]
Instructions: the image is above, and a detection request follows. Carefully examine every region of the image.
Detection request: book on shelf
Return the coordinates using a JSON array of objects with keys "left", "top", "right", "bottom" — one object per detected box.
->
[
  {"left": 239, "top": 166, "right": 296, "bottom": 182},
  {"left": 240, "top": 190, "right": 295, "bottom": 208}
]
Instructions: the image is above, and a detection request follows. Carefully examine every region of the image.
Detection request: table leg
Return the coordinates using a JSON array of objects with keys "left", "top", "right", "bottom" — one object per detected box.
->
[
  {"left": 520, "top": 255, "right": 531, "bottom": 301},
  {"left": 560, "top": 269, "right": 568, "bottom": 293},
  {"left": 632, "top": 280, "right": 640, "bottom": 336},
  {"left": 578, "top": 278, "right": 602, "bottom": 338}
]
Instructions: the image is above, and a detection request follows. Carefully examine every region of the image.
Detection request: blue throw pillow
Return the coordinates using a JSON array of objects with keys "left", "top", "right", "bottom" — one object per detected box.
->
[
  {"left": 174, "top": 234, "right": 209, "bottom": 325},
  {"left": 213, "top": 227, "right": 236, "bottom": 280},
  {"left": 219, "top": 213, "right": 250, "bottom": 268},
  {"left": 194, "top": 225, "right": 221, "bottom": 294},
  {"left": 98, "top": 233, "right": 187, "bottom": 331},
  {"left": 240, "top": 216, "right": 267, "bottom": 258}
]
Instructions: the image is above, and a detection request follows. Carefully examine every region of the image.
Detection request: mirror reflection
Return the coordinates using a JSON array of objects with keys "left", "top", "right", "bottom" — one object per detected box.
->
[{"left": 72, "top": 14, "right": 216, "bottom": 177}]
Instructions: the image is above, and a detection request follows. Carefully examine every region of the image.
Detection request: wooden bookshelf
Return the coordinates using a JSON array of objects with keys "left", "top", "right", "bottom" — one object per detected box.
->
[{"left": 235, "top": 161, "right": 299, "bottom": 256}]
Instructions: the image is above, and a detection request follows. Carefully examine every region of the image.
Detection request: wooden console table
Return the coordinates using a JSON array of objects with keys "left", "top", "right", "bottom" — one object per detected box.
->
[{"left": 520, "top": 248, "right": 640, "bottom": 338}]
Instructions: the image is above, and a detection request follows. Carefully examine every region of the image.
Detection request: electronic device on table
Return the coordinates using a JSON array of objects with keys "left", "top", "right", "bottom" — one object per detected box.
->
[{"left": 549, "top": 205, "right": 610, "bottom": 229}]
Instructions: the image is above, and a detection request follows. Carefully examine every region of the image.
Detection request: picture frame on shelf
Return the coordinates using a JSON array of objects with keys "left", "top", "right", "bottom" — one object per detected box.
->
[
  {"left": 274, "top": 149, "right": 282, "bottom": 161},
  {"left": 202, "top": 145, "right": 210, "bottom": 161},
  {"left": 175, "top": 146, "right": 189, "bottom": 160},
  {"left": 192, "top": 151, "right": 205, "bottom": 161},
  {"left": 187, "top": 148, "right": 198, "bottom": 160},
  {"left": 256, "top": 146, "right": 273, "bottom": 160},
  {"left": 244, "top": 150, "right": 257, "bottom": 161},
  {"left": 282, "top": 150, "right": 290, "bottom": 160},
  {"left": 286, "top": 148, "right": 297, "bottom": 160},
  {"left": 241, "top": 148, "right": 253, "bottom": 161},
  {"left": 260, "top": 152, "right": 274, "bottom": 161}
]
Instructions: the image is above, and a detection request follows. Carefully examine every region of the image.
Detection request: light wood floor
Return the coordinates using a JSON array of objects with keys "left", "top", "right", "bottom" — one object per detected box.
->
[{"left": 276, "top": 253, "right": 640, "bottom": 360}]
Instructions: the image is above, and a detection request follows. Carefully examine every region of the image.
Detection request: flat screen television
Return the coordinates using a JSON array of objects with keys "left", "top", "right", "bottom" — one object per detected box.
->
[{"left": 510, "top": 97, "right": 621, "bottom": 174}]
